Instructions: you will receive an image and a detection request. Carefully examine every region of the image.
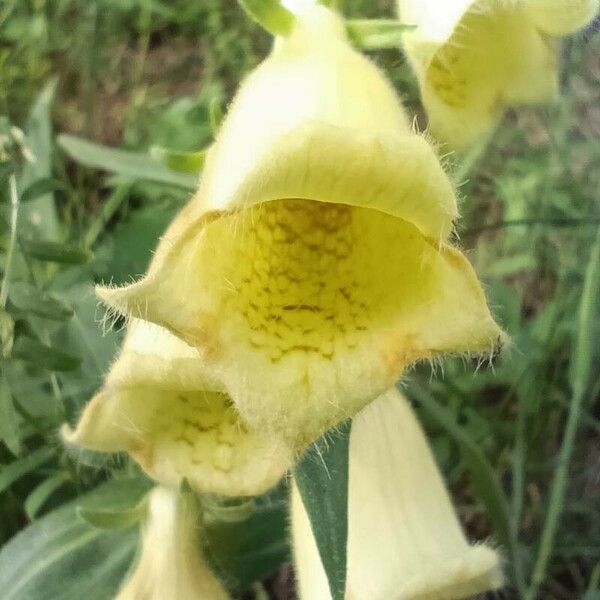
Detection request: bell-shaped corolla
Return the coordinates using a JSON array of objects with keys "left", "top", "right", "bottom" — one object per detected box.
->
[
  {"left": 116, "top": 486, "right": 229, "bottom": 600},
  {"left": 62, "top": 317, "right": 294, "bottom": 497},
  {"left": 291, "top": 387, "right": 503, "bottom": 600},
  {"left": 398, "top": 0, "right": 599, "bottom": 149},
  {"left": 95, "top": 4, "right": 503, "bottom": 452},
  {"left": 64, "top": 203, "right": 293, "bottom": 496}
]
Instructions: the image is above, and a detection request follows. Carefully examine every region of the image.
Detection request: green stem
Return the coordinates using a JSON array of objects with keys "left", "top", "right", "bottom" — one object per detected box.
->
[
  {"left": 237, "top": 0, "right": 295, "bottom": 36},
  {"left": 526, "top": 228, "right": 600, "bottom": 599},
  {"left": 1, "top": 174, "right": 20, "bottom": 309}
]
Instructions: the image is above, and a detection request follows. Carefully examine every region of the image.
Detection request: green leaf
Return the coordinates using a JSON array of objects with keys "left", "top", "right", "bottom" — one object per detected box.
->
[
  {"left": 9, "top": 283, "right": 73, "bottom": 321},
  {"left": 58, "top": 134, "right": 197, "bottom": 190},
  {"left": 0, "top": 375, "right": 21, "bottom": 456},
  {"left": 205, "top": 483, "right": 290, "bottom": 591},
  {"left": 11, "top": 337, "right": 81, "bottom": 372},
  {"left": 77, "top": 499, "right": 147, "bottom": 531},
  {"left": 294, "top": 421, "right": 351, "bottom": 600},
  {"left": 150, "top": 145, "right": 206, "bottom": 174},
  {"left": 346, "top": 19, "right": 416, "bottom": 50},
  {"left": 83, "top": 184, "right": 132, "bottom": 249},
  {"left": 20, "top": 240, "right": 92, "bottom": 264},
  {"left": 237, "top": 0, "right": 295, "bottom": 36},
  {"left": 527, "top": 229, "right": 600, "bottom": 600},
  {"left": 569, "top": 229, "right": 600, "bottom": 398},
  {"left": 20, "top": 178, "right": 63, "bottom": 204},
  {"left": 20, "top": 81, "right": 60, "bottom": 241},
  {"left": 0, "top": 477, "right": 150, "bottom": 600},
  {"left": 24, "top": 472, "right": 70, "bottom": 520},
  {"left": 209, "top": 97, "right": 224, "bottom": 135},
  {"left": 0, "top": 309, "right": 15, "bottom": 358},
  {"left": 0, "top": 446, "right": 55, "bottom": 495}
]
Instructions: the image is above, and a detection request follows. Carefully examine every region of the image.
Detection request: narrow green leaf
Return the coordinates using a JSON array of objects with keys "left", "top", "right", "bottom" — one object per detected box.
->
[
  {"left": 0, "top": 446, "right": 55, "bottom": 495},
  {"left": 58, "top": 134, "right": 197, "bottom": 190},
  {"left": 569, "top": 230, "right": 600, "bottom": 398},
  {"left": 527, "top": 229, "right": 600, "bottom": 600},
  {"left": 20, "top": 178, "right": 63, "bottom": 204},
  {"left": 0, "top": 309, "right": 15, "bottom": 358},
  {"left": 9, "top": 283, "right": 73, "bottom": 320},
  {"left": 24, "top": 472, "right": 70, "bottom": 520},
  {"left": 0, "top": 375, "right": 21, "bottom": 456},
  {"left": 346, "top": 19, "right": 416, "bottom": 50},
  {"left": 0, "top": 477, "right": 149, "bottom": 600},
  {"left": 150, "top": 145, "right": 206, "bottom": 174},
  {"left": 294, "top": 421, "right": 351, "bottom": 600},
  {"left": 238, "top": 0, "right": 295, "bottom": 36},
  {"left": 20, "top": 240, "right": 92, "bottom": 264},
  {"left": 11, "top": 337, "right": 81, "bottom": 372},
  {"left": 209, "top": 97, "right": 224, "bottom": 135},
  {"left": 83, "top": 184, "right": 131, "bottom": 249},
  {"left": 20, "top": 80, "right": 60, "bottom": 241},
  {"left": 77, "top": 500, "right": 147, "bottom": 531}
]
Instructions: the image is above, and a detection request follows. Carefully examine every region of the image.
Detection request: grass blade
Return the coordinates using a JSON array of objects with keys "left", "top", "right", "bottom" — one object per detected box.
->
[
  {"left": 526, "top": 228, "right": 600, "bottom": 599},
  {"left": 0, "top": 447, "right": 55, "bottom": 495}
]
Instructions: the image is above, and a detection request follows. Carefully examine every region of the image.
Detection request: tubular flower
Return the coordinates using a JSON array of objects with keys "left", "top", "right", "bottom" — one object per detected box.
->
[
  {"left": 398, "top": 0, "right": 599, "bottom": 149},
  {"left": 63, "top": 203, "right": 294, "bottom": 497},
  {"left": 96, "top": 4, "right": 503, "bottom": 452},
  {"left": 116, "top": 486, "right": 228, "bottom": 600},
  {"left": 291, "top": 388, "right": 503, "bottom": 600},
  {"left": 63, "top": 318, "right": 293, "bottom": 496}
]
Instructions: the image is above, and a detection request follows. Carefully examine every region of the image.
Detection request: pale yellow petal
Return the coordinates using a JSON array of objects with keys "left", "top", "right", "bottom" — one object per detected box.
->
[
  {"left": 97, "top": 199, "right": 503, "bottom": 448},
  {"left": 117, "top": 486, "right": 229, "bottom": 600},
  {"left": 195, "top": 4, "right": 457, "bottom": 241},
  {"left": 63, "top": 386, "right": 292, "bottom": 497},
  {"left": 291, "top": 388, "right": 503, "bottom": 600},
  {"left": 401, "top": 0, "right": 561, "bottom": 149},
  {"left": 106, "top": 318, "right": 223, "bottom": 392},
  {"left": 525, "top": 0, "right": 599, "bottom": 36}
]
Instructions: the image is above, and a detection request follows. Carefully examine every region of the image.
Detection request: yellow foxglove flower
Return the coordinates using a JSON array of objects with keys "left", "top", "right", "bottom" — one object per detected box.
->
[
  {"left": 291, "top": 388, "right": 503, "bottom": 600},
  {"left": 116, "top": 486, "right": 228, "bottom": 600},
  {"left": 64, "top": 203, "right": 293, "bottom": 496},
  {"left": 96, "top": 4, "right": 503, "bottom": 451},
  {"left": 398, "top": 0, "right": 599, "bottom": 149},
  {"left": 63, "top": 317, "right": 293, "bottom": 496}
]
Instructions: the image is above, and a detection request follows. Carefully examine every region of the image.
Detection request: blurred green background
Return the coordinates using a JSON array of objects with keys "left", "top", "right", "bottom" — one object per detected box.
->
[{"left": 0, "top": 1, "right": 599, "bottom": 599}]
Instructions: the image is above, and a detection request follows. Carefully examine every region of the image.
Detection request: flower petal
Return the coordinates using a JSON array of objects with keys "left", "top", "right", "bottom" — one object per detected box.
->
[
  {"left": 291, "top": 388, "right": 503, "bottom": 600},
  {"left": 63, "top": 386, "right": 292, "bottom": 497},
  {"left": 400, "top": 0, "right": 561, "bottom": 149},
  {"left": 196, "top": 4, "right": 457, "bottom": 241},
  {"left": 64, "top": 317, "right": 292, "bottom": 497},
  {"left": 117, "top": 486, "right": 229, "bottom": 600},
  {"left": 106, "top": 319, "right": 223, "bottom": 392},
  {"left": 203, "top": 120, "right": 457, "bottom": 242},
  {"left": 524, "top": 0, "right": 599, "bottom": 36},
  {"left": 97, "top": 199, "right": 503, "bottom": 448}
]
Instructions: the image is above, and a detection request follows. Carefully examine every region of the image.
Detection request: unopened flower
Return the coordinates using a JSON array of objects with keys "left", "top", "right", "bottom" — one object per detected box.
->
[
  {"left": 116, "top": 486, "right": 228, "bottom": 600},
  {"left": 398, "top": 0, "right": 599, "bottom": 149},
  {"left": 291, "top": 387, "right": 503, "bottom": 600},
  {"left": 96, "top": 4, "right": 503, "bottom": 452}
]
